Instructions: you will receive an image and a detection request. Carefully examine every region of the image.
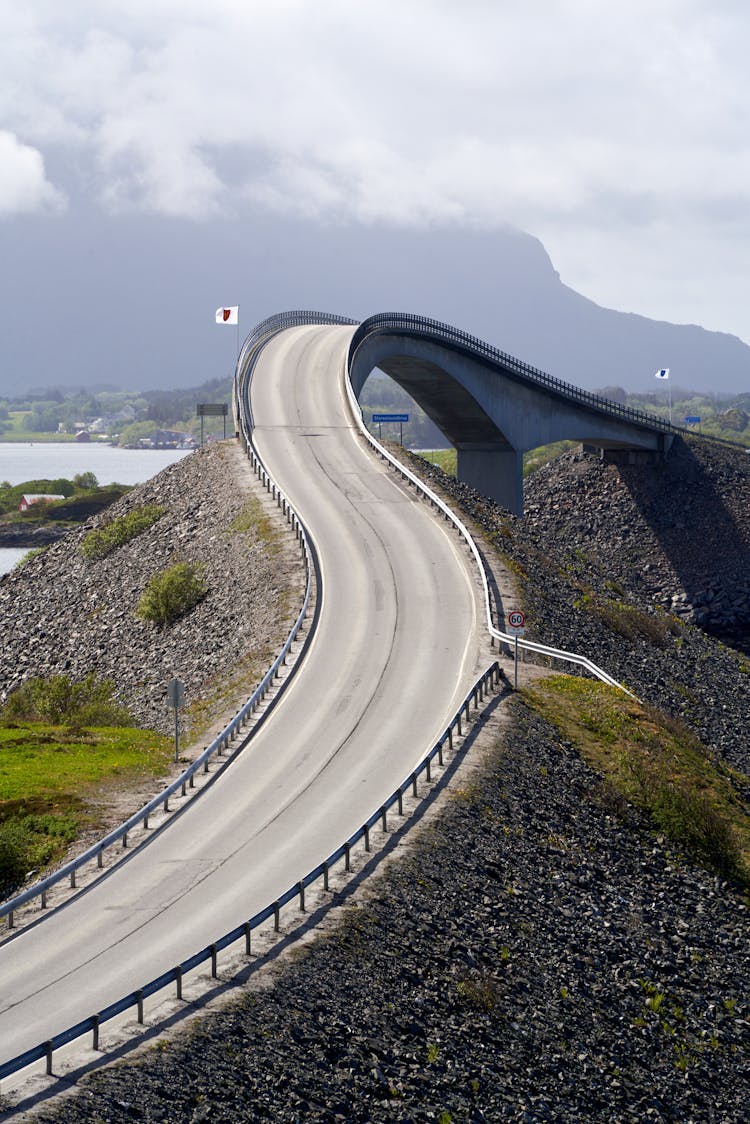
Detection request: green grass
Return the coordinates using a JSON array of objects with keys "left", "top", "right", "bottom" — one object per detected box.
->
[
  {"left": 575, "top": 589, "right": 682, "bottom": 646},
  {"left": 0, "top": 723, "right": 171, "bottom": 807},
  {"left": 522, "top": 676, "right": 750, "bottom": 887},
  {"left": 0, "top": 722, "right": 172, "bottom": 893},
  {"left": 415, "top": 448, "right": 457, "bottom": 475},
  {"left": 523, "top": 441, "right": 576, "bottom": 476},
  {"left": 229, "top": 495, "right": 280, "bottom": 551}
]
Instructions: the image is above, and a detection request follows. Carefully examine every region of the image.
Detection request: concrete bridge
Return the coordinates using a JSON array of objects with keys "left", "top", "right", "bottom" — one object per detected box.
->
[{"left": 238, "top": 311, "right": 678, "bottom": 516}]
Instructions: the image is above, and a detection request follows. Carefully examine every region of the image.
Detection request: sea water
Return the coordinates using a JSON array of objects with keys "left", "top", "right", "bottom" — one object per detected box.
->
[{"left": 0, "top": 442, "right": 191, "bottom": 576}]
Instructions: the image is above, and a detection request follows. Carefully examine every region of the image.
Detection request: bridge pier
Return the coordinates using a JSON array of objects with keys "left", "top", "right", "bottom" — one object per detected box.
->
[{"left": 456, "top": 446, "right": 524, "bottom": 516}]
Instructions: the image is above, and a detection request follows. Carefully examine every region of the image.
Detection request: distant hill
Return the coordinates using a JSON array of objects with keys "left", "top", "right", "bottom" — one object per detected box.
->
[
  {"left": 298, "top": 223, "right": 750, "bottom": 395},
  {"left": 2, "top": 216, "right": 749, "bottom": 397}
]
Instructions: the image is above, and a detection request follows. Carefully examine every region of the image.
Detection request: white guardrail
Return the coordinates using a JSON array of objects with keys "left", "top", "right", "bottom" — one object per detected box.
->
[
  {"left": 342, "top": 329, "right": 634, "bottom": 696},
  {"left": 0, "top": 312, "right": 631, "bottom": 1086}
]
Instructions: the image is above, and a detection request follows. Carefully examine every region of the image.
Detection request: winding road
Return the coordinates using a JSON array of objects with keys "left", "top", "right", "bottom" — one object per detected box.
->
[{"left": 0, "top": 324, "right": 484, "bottom": 1070}]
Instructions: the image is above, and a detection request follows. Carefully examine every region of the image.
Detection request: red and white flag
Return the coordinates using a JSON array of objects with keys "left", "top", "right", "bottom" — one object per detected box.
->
[{"left": 215, "top": 306, "right": 239, "bottom": 325}]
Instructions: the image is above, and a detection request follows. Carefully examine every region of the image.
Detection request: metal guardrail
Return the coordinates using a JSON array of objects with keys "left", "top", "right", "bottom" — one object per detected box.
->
[
  {"left": 0, "top": 422, "right": 320, "bottom": 932},
  {"left": 341, "top": 330, "right": 633, "bottom": 695},
  {"left": 0, "top": 356, "right": 503, "bottom": 1081},
  {"left": 0, "top": 311, "right": 635, "bottom": 1085},
  {"left": 349, "top": 312, "right": 686, "bottom": 438},
  {"left": 0, "top": 662, "right": 500, "bottom": 1083}
]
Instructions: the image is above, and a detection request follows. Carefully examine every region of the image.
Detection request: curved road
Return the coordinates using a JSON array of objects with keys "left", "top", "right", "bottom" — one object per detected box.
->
[{"left": 0, "top": 325, "right": 484, "bottom": 1067}]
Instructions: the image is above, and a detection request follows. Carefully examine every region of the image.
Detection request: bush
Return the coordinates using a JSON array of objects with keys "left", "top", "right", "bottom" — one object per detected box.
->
[
  {"left": 3, "top": 673, "right": 133, "bottom": 727},
  {"left": 136, "top": 561, "right": 208, "bottom": 626},
  {"left": 0, "top": 814, "right": 78, "bottom": 896},
  {"left": 80, "top": 504, "right": 165, "bottom": 560}
]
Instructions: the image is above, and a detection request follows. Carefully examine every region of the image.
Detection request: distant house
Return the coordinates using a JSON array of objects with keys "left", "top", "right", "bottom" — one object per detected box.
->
[
  {"left": 19, "top": 494, "right": 65, "bottom": 512},
  {"left": 75, "top": 430, "right": 91, "bottom": 442}
]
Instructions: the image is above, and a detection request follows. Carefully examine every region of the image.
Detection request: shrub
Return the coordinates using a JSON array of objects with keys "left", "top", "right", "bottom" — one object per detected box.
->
[
  {"left": 136, "top": 561, "right": 208, "bottom": 626},
  {"left": 80, "top": 504, "right": 165, "bottom": 560},
  {"left": 0, "top": 814, "right": 78, "bottom": 896},
  {"left": 3, "top": 673, "right": 133, "bottom": 727}
]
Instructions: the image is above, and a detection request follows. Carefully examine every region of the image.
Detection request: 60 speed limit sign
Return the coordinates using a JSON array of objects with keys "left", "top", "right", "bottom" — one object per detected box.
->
[{"left": 507, "top": 610, "right": 526, "bottom": 631}]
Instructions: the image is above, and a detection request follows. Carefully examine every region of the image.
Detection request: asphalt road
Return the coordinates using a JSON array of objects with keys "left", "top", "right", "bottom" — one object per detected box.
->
[{"left": 0, "top": 324, "right": 483, "bottom": 1067}]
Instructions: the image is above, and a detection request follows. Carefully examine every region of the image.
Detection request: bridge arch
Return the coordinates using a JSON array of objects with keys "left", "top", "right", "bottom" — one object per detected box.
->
[{"left": 349, "top": 313, "right": 675, "bottom": 516}]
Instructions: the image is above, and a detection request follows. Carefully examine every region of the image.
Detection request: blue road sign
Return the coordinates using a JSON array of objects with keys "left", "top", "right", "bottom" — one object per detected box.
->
[
  {"left": 372, "top": 413, "right": 409, "bottom": 423},
  {"left": 684, "top": 416, "right": 701, "bottom": 425}
]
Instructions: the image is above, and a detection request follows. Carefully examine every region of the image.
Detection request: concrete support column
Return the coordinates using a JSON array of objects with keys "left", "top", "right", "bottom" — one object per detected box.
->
[{"left": 456, "top": 446, "right": 524, "bottom": 516}]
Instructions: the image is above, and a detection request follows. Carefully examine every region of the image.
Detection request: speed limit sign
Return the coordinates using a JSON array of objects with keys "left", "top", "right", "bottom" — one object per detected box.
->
[{"left": 507, "top": 610, "right": 526, "bottom": 630}]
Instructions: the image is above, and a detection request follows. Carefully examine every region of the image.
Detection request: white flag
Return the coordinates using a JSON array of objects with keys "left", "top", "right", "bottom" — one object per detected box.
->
[
  {"left": 654, "top": 367, "right": 670, "bottom": 380},
  {"left": 215, "top": 306, "right": 238, "bottom": 325}
]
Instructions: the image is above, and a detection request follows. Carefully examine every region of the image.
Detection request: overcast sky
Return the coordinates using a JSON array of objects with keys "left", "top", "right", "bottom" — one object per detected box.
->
[{"left": 2, "top": 1, "right": 749, "bottom": 394}]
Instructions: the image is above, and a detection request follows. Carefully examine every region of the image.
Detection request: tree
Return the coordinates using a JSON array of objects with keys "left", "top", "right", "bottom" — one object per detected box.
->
[{"left": 73, "top": 471, "right": 99, "bottom": 490}]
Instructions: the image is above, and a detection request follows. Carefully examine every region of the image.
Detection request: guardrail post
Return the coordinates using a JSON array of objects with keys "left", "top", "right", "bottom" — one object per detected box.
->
[
  {"left": 136, "top": 990, "right": 144, "bottom": 1024},
  {"left": 397, "top": 789, "right": 403, "bottom": 815},
  {"left": 363, "top": 825, "right": 370, "bottom": 852},
  {"left": 273, "top": 902, "right": 280, "bottom": 932},
  {"left": 381, "top": 807, "right": 387, "bottom": 832},
  {"left": 122, "top": 832, "right": 128, "bottom": 849},
  {"left": 323, "top": 862, "right": 329, "bottom": 891},
  {"left": 45, "top": 1040, "right": 53, "bottom": 1075},
  {"left": 411, "top": 772, "right": 418, "bottom": 797},
  {"left": 70, "top": 869, "right": 76, "bottom": 889},
  {"left": 41, "top": 889, "right": 47, "bottom": 909},
  {"left": 299, "top": 881, "right": 306, "bottom": 912},
  {"left": 244, "top": 922, "right": 252, "bottom": 956},
  {"left": 344, "top": 842, "right": 351, "bottom": 871},
  {"left": 181, "top": 780, "right": 187, "bottom": 797},
  {"left": 164, "top": 796, "right": 170, "bottom": 813},
  {"left": 98, "top": 848, "right": 103, "bottom": 868},
  {"left": 92, "top": 1014, "right": 100, "bottom": 1051},
  {"left": 143, "top": 813, "right": 149, "bottom": 830},
  {"left": 438, "top": 739, "right": 444, "bottom": 766},
  {"left": 426, "top": 757, "right": 432, "bottom": 782},
  {"left": 448, "top": 727, "right": 454, "bottom": 751},
  {"left": 176, "top": 966, "right": 183, "bottom": 1000},
  {"left": 211, "top": 944, "right": 218, "bottom": 978},
  {"left": 456, "top": 713, "right": 462, "bottom": 737},
  {"left": 7, "top": 909, "right": 13, "bottom": 929}
]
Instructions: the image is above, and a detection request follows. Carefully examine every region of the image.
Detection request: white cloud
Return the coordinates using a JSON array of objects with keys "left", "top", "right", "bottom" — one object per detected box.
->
[
  {"left": 1, "top": 0, "right": 750, "bottom": 338},
  {"left": 0, "top": 131, "right": 65, "bottom": 215}
]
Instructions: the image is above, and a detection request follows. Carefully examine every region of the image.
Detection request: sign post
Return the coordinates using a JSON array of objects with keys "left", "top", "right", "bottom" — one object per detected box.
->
[
  {"left": 196, "top": 403, "right": 229, "bottom": 446},
  {"left": 372, "top": 413, "right": 409, "bottom": 445},
  {"left": 506, "top": 611, "right": 526, "bottom": 689},
  {"left": 167, "top": 678, "right": 185, "bottom": 762}
]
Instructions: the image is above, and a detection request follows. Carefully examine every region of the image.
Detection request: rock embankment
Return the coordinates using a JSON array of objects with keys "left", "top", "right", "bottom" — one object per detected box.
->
[
  {"left": 34, "top": 696, "right": 749, "bottom": 1124},
  {"left": 0, "top": 441, "right": 303, "bottom": 736},
  {"left": 408, "top": 438, "right": 750, "bottom": 779},
  {"left": 25, "top": 433, "right": 750, "bottom": 1124},
  {"left": 524, "top": 436, "right": 750, "bottom": 643}
]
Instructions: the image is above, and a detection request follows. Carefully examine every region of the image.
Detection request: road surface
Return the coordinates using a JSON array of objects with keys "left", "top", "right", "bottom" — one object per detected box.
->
[{"left": 0, "top": 324, "right": 483, "bottom": 1066}]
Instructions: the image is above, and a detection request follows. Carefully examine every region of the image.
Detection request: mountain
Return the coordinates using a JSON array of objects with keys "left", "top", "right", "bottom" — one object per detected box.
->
[{"left": 1, "top": 214, "right": 749, "bottom": 396}]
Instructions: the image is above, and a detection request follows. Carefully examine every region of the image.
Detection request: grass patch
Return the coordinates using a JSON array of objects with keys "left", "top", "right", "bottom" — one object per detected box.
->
[
  {"left": 523, "top": 441, "right": 576, "bottom": 477},
  {"left": 0, "top": 722, "right": 171, "bottom": 894},
  {"left": 80, "top": 503, "right": 165, "bottom": 560},
  {"left": 415, "top": 449, "right": 457, "bottom": 476},
  {"left": 575, "top": 589, "right": 682, "bottom": 646},
  {"left": 229, "top": 495, "right": 280, "bottom": 552},
  {"left": 522, "top": 676, "right": 750, "bottom": 886}
]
